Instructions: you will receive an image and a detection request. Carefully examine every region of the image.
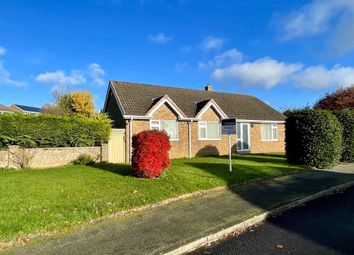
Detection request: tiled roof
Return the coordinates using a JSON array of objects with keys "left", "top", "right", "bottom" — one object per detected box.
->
[{"left": 110, "top": 80, "right": 286, "bottom": 121}]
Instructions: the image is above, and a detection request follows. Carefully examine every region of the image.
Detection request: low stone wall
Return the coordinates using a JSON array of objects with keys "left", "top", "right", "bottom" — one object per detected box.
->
[{"left": 0, "top": 144, "right": 108, "bottom": 169}]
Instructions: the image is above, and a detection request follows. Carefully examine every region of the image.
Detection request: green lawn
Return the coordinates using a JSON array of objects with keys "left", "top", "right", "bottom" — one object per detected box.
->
[{"left": 0, "top": 153, "right": 307, "bottom": 244}]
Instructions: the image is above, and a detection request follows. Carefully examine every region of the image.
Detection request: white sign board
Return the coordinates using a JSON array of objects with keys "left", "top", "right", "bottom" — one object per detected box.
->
[
  {"left": 221, "top": 118, "right": 237, "bottom": 172},
  {"left": 222, "top": 118, "right": 237, "bottom": 135}
]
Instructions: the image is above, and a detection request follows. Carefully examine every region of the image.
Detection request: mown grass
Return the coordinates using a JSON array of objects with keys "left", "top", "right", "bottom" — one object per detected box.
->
[{"left": 0, "top": 153, "right": 307, "bottom": 243}]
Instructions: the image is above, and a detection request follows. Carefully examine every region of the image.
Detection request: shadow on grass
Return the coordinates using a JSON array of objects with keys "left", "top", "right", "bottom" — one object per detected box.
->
[
  {"left": 184, "top": 156, "right": 354, "bottom": 254},
  {"left": 219, "top": 153, "right": 287, "bottom": 165},
  {"left": 93, "top": 163, "right": 133, "bottom": 177},
  {"left": 91, "top": 152, "right": 354, "bottom": 254},
  {"left": 183, "top": 161, "right": 303, "bottom": 185}
]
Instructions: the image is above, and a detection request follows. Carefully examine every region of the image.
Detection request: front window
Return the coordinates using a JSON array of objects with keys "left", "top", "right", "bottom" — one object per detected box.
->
[
  {"left": 261, "top": 123, "right": 278, "bottom": 141},
  {"left": 198, "top": 121, "right": 221, "bottom": 140},
  {"left": 150, "top": 120, "right": 178, "bottom": 140}
]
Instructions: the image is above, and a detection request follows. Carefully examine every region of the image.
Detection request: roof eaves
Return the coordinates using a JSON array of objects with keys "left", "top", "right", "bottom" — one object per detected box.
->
[
  {"left": 110, "top": 81, "right": 126, "bottom": 115},
  {"left": 146, "top": 94, "right": 187, "bottom": 118},
  {"left": 195, "top": 98, "right": 228, "bottom": 119}
]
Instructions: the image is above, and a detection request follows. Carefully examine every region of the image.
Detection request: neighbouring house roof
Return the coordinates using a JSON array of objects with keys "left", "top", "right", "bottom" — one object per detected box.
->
[
  {"left": 108, "top": 80, "right": 286, "bottom": 121},
  {"left": 9, "top": 104, "right": 42, "bottom": 113},
  {"left": 0, "top": 104, "right": 13, "bottom": 113}
]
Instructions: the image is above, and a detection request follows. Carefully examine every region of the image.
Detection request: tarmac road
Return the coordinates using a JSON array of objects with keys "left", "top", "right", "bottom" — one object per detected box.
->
[{"left": 191, "top": 186, "right": 354, "bottom": 255}]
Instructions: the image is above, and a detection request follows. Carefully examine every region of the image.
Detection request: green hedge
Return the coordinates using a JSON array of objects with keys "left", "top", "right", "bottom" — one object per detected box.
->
[
  {"left": 285, "top": 109, "right": 343, "bottom": 169},
  {"left": 334, "top": 109, "right": 354, "bottom": 162},
  {"left": 0, "top": 113, "right": 111, "bottom": 149}
]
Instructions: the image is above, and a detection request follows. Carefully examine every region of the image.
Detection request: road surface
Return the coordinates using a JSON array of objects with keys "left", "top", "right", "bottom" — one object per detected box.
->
[{"left": 191, "top": 186, "right": 354, "bottom": 255}]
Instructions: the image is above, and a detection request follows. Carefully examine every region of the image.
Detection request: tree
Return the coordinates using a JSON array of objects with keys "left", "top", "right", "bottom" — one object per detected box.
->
[
  {"left": 314, "top": 86, "right": 354, "bottom": 110},
  {"left": 41, "top": 103, "right": 69, "bottom": 116},
  {"left": 42, "top": 90, "right": 96, "bottom": 117},
  {"left": 70, "top": 91, "right": 95, "bottom": 117},
  {"left": 57, "top": 93, "right": 74, "bottom": 113}
]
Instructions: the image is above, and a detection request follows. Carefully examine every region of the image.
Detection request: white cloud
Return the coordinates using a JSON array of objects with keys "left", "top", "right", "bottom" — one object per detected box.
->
[
  {"left": 35, "top": 63, "right": 106, "bottom": 88},
  {"left": 212, "top": 57, "right": 302, "bottom": 89},
  {"left": 147, "top": 33, "right": 172, "bottom": 44},
  {"left": 209, "top": 49, "right": 354, "bottom": 90},
  {"left": 200, "top": 36, "right": 226, "bottom": 51},
  {"left": 0, "top": 62, "right": 26, "bottom": 87},
  {"left": 35, "top": 70, "right": 86, "bottom": 87},
  {"left": 328, "top": 14, "right": 354, "bottom": 55},
  {"left": 199, "top": 48, "right": 243, "bottom": 69},
  {"left": 281, "top": 0, "right": 354, "bottom": 39},
  {"left": 87, "top": 63, "right": 105, "bottom": 86},
  {"left": 0, "top": 46, "right": 6, "bottom": 56},
  {"left": 0, "top": 46, "right": 25, "bottom": 87},
  {"left": 280, "top": 0, "right": 354, "bottom": 55},
  {"left": 293, "top": 65, "right": 354, "bottom": 89}
]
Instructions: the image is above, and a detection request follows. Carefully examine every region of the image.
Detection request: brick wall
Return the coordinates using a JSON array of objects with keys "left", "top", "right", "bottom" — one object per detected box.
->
[
  {"left": 0, "top": 145, "right": 108, "bottom": 169},
  {"left": 124, "top": 103, "right": 284, "bottom": 162},
  {"left": 125, "top": 104, "right": 190, "bottom": 160},
  {"left": 250, "top": 123, "right": 285, "bottom": 153},
  {"left": 191, "top": 107, "right": 237, "bottom": 157}
]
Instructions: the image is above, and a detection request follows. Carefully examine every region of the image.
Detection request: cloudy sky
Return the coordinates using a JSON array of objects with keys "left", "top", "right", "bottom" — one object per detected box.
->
[{"left": 1, "top": 0, "right": 354, "bottom": 110}]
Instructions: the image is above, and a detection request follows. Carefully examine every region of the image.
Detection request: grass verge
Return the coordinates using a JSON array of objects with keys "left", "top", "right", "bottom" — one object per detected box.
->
[{"left": 0, "top": 153, "right": 307, "bottom": 243}]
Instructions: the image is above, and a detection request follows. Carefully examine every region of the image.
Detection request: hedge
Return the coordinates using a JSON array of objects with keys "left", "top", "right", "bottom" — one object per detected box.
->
[
  {"left": 285, "top": 109, "right": 343, "bottom": 169},
  {"left": 0, "top": 113, "right": 111, "bottom": 149},
  {"left": 334, "top": 109, "right": 354, "bottom": 162}
]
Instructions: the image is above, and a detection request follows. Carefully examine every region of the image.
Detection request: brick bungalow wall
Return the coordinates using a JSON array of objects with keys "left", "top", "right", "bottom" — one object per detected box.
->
[
  {"left": 123, "top": 102, "right": 285, "bottom": 162},
  {"left": 125, "top": 103, "right": 239, "bottom": 161},
  {"left": 250, "top": 123, "right": 285, "bottom": 153},
  {"left": 191, "top": 106, "right": 237, "bottom": 157}
]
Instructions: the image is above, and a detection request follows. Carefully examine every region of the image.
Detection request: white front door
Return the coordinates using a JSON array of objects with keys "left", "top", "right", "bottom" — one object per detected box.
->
[{"left": 236, "top": 123, "right": 250, "bottom": 152}]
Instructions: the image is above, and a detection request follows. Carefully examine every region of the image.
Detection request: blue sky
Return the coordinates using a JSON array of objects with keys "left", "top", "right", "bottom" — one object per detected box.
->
[{"left": 1, "top": 0, "right": 354, "bottom": 111}]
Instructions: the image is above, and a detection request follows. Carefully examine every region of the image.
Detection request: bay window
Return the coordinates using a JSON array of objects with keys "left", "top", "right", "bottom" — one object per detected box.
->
[{"left": 198, "top": 121, "right": 221, "bottom": 140}]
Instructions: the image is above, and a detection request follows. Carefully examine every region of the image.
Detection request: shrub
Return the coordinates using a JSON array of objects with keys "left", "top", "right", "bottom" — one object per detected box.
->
[
  {"left": 314, "top": 86, "right": 354, "bottom": 110},
  {"left": 285, "top": 109, "right": 343, "bottom": 169},
  {"left": 0, "top": 113, "right": 111, "bottom": 149},
  {"left": 72, "top": 154, "right": 95, "bottom": 165},
  {"left": 334, "top": 109, "right": 354, "bottom": 162},
  {"left": 131, "top": 130, "right": 171, "bottom": 179}
]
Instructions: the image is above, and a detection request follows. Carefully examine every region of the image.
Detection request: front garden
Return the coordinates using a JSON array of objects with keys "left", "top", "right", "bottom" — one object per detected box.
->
[{"left": 0, "top": 153, "right": 307, "bottom": 245}]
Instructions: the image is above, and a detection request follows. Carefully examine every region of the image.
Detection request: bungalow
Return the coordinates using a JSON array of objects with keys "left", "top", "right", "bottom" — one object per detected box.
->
[
  {"left": 0, "top": 104, "right": 13, "bottom": 114},
  {"left": 8, "top": 104, "right": 42, "bottom": 115},
  {"left": 104, "top": 80, "right": 286, "bottom": 163}
]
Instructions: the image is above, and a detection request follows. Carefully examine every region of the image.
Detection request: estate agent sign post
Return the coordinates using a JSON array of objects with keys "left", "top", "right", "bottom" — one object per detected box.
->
[{"left": 221, "top": 118, "right": 237, "bottom": 172}]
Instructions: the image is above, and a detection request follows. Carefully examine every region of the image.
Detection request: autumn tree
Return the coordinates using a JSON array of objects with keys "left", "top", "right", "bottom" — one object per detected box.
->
[
  {"left": 314, "top": 86, "right": 354, "bottom": 110},
  {"left": 42, "top": 89, "right": 96, "bottom": 117},
  {"left": 70, "top": 91, "right": 95, "bottom": 117}
]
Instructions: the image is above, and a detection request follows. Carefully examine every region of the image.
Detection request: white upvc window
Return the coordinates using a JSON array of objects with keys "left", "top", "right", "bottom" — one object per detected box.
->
[
  {"left": 198, "top": 121, "right": 221, "bottom": 140},
  {"left": 150, "top": 120, "right": 160, "bottom": 130},
  {"left": 150, "top": 120, "right": 178, "bottom": 141},
  {"left": 261, "top": 123, "right": 278, "bottom": 141}
]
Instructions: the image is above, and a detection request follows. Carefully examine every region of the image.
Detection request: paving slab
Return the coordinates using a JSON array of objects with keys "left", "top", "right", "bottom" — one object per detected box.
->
[{"left": 3, "top": 164, "right": 354, "bottom": 255}]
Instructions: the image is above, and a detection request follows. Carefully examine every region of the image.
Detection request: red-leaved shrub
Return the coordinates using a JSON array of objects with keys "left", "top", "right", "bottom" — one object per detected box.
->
[{"left": 131, "top": 130, "right": 171, "bottom": 178}]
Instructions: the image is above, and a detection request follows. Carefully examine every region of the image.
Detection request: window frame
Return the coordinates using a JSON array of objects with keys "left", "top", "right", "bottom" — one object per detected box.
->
[
  {"left": 261, "top": 123, "right": 278, "bottom": 141},
  {"left": 150, "top": 120, "right": 160, "bottom": 130},
  {"left": 149, "top": 119, "right": 179, "bottom": 141},
  {"left": 198, "top": 121, "right": 222, "bottom": 140}
]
